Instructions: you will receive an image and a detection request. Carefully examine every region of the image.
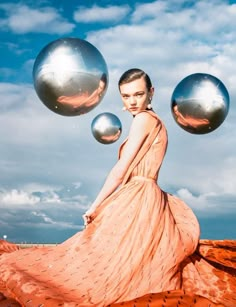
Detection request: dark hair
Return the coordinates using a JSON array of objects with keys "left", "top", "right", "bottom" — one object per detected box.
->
[
  {"left": 100, "top": 72, "right": 108, "bottom": 83},
  {"left": 118, "top": 68, "right": 152, "bottom": 91}
]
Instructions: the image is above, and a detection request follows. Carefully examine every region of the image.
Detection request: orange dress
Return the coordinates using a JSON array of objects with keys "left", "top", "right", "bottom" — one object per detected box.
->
[{"left": 0, "top": 111, "right": 235, "bottom": 307}]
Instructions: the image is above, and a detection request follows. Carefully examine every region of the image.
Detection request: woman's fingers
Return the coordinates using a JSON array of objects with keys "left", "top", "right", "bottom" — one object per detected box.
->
[
  {"left": 82, "top": 214, "right": 87, "bottom": 226},
  {"left": 82, "top": 214, "right": 92, "bottom": 226},
  {"left": 83, "top": 209, "right": 96, "bottom": 227}
]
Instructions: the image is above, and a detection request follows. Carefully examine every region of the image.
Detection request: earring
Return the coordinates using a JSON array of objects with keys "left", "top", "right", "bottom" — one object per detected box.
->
[
  {"left": 147, "top": 97, "right": 152, "bottom": 110},
  {"left": 122, "top": 106, "right": 127, "bottom": 111}
]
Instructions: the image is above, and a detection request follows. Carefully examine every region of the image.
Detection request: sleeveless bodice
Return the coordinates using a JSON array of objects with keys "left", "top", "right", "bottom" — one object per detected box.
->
[{"left": 119, "top": 112, "right": 168, "bottom": 181}]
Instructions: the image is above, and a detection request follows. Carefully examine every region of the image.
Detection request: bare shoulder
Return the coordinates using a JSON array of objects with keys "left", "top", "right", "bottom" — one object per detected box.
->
[
  {"left": 133, "top": 111, "right": 160, "bottom": 127},
  {"left": 128, "top": 112, "right": 160, "bottom": 141}
]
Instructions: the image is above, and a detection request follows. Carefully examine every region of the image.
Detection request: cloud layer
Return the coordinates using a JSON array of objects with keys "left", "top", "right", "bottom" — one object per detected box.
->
[
  {"left": 0, "top": 3, "right": 75, "bottom": 34},
  {"left": 0, "top": 0, "right": 235, "bottom": 242},
  {"left": 74, "top": 5, "right": 130, "bottom": 23}
]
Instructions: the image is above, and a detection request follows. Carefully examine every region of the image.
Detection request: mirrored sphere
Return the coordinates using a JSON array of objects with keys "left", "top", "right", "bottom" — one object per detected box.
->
[
  {"left": 33, "top": 37, "right": 109, "bottom": 116},
  {"left": 171, "top": 73, "right": 230, "bottom": 134},
  {"left": 91, "top": 112, "right": 122, "bottom": 144}
]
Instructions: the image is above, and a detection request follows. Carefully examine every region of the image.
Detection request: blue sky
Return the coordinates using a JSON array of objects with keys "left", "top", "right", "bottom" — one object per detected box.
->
[{"left": 0, "top": 0, "right": 235, "bottom": 243}]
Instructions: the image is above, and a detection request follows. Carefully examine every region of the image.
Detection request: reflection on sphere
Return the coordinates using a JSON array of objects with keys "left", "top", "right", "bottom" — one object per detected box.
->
[
  {"left": 33, "top": 37, "right": 109, "bottom": 116},
  {"left": 91, "top": 112, "right": 122, "bottom": 144},
  {"left": 171, "top": 73, "right": 230, "bottom": 134}
]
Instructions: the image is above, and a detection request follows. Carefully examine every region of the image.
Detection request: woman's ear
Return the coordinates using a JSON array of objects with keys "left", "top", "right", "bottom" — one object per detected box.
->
[{"left": 149, "top": 86, "right": 154, "bottom": 98}]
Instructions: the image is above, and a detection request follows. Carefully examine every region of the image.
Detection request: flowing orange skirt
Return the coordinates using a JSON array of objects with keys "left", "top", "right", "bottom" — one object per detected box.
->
[{"left": 0, "top": 194, "right": 235, "bottom": 307}]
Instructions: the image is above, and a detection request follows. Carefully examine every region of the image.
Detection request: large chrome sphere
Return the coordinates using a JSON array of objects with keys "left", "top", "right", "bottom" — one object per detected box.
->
[
  {"left": 91, "top": 112, "right": 122, "bottom": 144},
  {"left": 171, "top": 73, "right": 230, "bottom": 134},
  {"left": 33, "top": 37, "right": 109, "bottom": 116}
]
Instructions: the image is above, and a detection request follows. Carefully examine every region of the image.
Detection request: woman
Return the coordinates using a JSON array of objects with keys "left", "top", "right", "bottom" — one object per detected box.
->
[{"left": 0, "top": 69, "right": 235, "bottom": 306}]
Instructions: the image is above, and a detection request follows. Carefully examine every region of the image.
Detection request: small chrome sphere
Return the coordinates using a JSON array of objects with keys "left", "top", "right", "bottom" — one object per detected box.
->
[
  {"left": 33, "top": 37, "right": 109, "bottom": 116},
  {"left": 91, "top": 112, "right": 122, "bottom": 144},
  {"left": 171, "top": 73, "right": 230, "bottom": 134}
]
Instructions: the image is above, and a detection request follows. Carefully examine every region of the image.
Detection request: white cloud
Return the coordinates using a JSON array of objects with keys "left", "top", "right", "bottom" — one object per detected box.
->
[
  {"left": 0, "top": 189, "right": 40, "bottom": 205},
  {"left": 86, "top": 1, "right": 236, "bottom": 80},
  {"left": 131, "top": 0, "right": 167, "bottom": 22},
  {"left": 176, "top": 188, "right": 236, "bottom": 215},
  {"left": 0, "top": 82, "right": 81, "bottom": 145},
  {"left": 131, "top": 1, "right": 236, "bottom": 40},
  {"left": 0, "top": 82, "right": 33, "bottom": 112},
  {"left": 31, "top": 211, "right": 58, "bottom": 224},
  {"left": 73, "top": 4, "right": 130, "bottom": 23},
  {"left": 44, "top": 193, "right": 62, "bottom": 204},
  {"left": 22, "top": 183, "right": 62, "bottom": 194},
  {"left": 0, "top": 183, "right": 91, "bottom": 209},
  {"left": 30, "top": 211, "right": 84, "bottom": 230},
  {"left": 0, "top": 4, "right": 75, "bottom": 34},
  {"left": 73, "top": 182, "right": 82, "bottom": 189}
]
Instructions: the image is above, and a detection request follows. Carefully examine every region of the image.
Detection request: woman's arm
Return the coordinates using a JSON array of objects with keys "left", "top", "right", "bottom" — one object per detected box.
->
[{"left": 83, "top": 112, "right": 157, "bottom": 224}]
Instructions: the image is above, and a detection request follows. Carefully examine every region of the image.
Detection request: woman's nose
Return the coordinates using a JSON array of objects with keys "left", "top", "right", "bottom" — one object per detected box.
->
[{"left": 129, "top": 96, "right": 136, "bottom": 105}]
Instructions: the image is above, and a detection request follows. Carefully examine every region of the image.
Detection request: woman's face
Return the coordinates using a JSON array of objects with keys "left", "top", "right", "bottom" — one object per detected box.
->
[
  {"left": 119, "top": 77, "right": 154, "bottom": 116},
  {"left": 97, "top": 80, "right": 106, "bottom": 96}
]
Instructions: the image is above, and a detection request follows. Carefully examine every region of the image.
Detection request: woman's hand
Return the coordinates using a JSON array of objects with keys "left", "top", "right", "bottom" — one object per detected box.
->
[{"left": 82, "top": 208, "right": 96, "bottom": 226}]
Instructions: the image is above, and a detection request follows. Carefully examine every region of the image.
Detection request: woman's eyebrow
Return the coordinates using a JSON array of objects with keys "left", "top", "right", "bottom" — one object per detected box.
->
[
  {"left": 134, "top": 91, "right": 145, "bottom": 94},
  {"left": 121, "top": 91, "right": 145, "bottom": 96}
]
